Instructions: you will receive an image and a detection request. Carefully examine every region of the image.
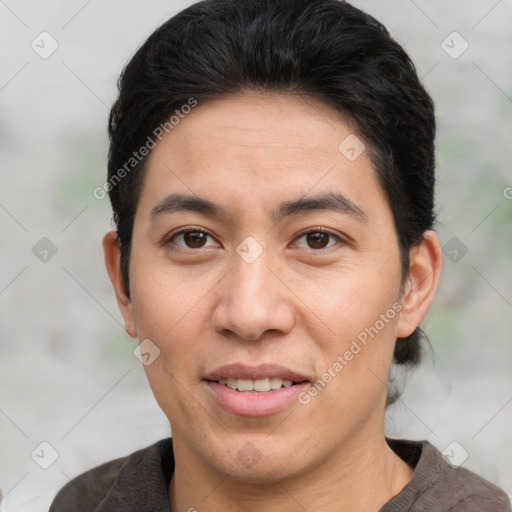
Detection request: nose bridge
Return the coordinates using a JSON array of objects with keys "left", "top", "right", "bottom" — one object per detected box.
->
[
  {"left": 213, "top": 237, "right": 293, "bottom": 340},
  {"left": 233, "top": 244, "right": 272, "bottom": 303}
]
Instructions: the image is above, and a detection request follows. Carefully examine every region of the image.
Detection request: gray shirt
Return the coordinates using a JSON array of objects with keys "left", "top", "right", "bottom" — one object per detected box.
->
[{"left": 49, "top": 437, "right": 511, "bottom": 511}]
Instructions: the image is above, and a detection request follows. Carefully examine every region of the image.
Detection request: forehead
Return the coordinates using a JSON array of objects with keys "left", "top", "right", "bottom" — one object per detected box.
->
[
  {"left": 153, "top": 91, "right": 362, "bottom": 171},
  {"left": 138, "top": 90, "right": 388, "bottom": 224}
]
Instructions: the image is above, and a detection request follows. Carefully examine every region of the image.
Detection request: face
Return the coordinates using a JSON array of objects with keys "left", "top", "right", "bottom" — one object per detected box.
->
[{"left": 105, "top": 90, "right": 433, "bottom": 484}]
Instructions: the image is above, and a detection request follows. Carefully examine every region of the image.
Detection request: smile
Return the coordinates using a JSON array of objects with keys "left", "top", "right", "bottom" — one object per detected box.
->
[{"left": 203, "top": 363, "right": 312, "bottom": 416}]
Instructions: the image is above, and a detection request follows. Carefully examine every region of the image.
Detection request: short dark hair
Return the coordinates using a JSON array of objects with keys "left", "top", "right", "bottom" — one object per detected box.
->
[{"left": 107, "top": 0, "right": 436, "bottom": 372}]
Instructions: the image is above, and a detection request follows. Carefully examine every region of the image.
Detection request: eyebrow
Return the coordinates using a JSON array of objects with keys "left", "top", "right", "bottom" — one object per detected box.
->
[{"left": 150, "top": 191, "right": 368, "bottom": 224}]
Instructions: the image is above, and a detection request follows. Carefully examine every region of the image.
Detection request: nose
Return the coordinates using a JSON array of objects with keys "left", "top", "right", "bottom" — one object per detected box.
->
[{"left": 212, "top": 244, "right": 295, "bottom": 342}]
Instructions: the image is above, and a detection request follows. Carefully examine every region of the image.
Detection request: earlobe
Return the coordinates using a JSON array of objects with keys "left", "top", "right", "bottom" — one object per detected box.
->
[
  {"left": 102, "top": 231, "right": 137, "bottom": 338},
  {"left": 397, "top": 230, "right": 443, "bottom": 338}
]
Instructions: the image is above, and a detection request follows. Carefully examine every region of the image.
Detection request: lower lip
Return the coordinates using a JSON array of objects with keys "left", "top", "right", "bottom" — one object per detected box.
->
[{"left": 204, "top": 381, "right": 310, "bottom": 417}]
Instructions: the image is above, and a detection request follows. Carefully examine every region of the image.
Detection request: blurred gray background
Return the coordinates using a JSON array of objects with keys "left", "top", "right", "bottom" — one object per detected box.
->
[{"left": 1, "top": 0, "right": 511, "bottom": 510}]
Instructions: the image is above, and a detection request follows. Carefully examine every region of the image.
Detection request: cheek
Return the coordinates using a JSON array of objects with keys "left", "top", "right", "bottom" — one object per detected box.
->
[
  {"left": 129, "top": 267, "right": 211, "bottom": 421},
  {"left": 130, "top": 254, "right": 207, "bottom": 337},
  {"left": 308, "top": 265, "right": 402, "bottom": 401},
  {"left": 313, "top": 262, "right": 401, "bottom": 339},
  {"left": 128, "top": 257, "right": 222, "bottom": 385}
]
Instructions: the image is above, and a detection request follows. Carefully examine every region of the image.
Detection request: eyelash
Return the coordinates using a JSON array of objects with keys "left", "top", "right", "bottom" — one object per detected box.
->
[{"left": 164, "top": 226, "right": 345, "bottom": 252}]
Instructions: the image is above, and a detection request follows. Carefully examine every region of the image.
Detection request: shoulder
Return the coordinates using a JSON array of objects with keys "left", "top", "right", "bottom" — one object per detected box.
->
[
  {"left": 49, "top": 438, "right": 174, "bottom": 512},
  {"left": 440, "top": 459, "right": 511, "bottom": 512},
  {"left": 425, "top": 441, "right": 510, "bottom": 511},
  {"left": 49, "top": 455, "right": 128, "bottom": 512},
  {"left": 444, "top": 473, "right": 511, "bottom": 511},
  {"left": 384, "top": 438, "right": 511, "bottom": 512}
]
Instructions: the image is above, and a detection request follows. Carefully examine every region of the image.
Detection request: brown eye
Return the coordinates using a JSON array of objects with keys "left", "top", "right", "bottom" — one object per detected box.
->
[
  {"left": 182, "top": 231, "right": 208, "bottom": 248},
  {"left": 167, "top": 229, "right": 217, "bottom": 249},
  {"left": 306, "top": 232, "right": 329, "bottom": 249},
  {"left": 295, "top": 229, "right": 342, "bottom": 250}
]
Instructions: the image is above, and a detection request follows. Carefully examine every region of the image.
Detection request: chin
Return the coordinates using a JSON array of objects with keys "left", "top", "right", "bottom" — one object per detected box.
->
[
  {"left": 203, "top": 435, "right": 314, "bottom": 485},
  {"left": 218, "top": 457, "right": 304, "bottom": 485}
]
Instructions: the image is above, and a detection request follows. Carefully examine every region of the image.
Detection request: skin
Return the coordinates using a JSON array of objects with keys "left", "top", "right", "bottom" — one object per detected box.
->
[{"left": 103, "top": 90, "right": 442, "bottom": 512}]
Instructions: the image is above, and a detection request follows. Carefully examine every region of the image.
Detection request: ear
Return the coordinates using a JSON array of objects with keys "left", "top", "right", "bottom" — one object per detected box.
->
[
  {"left": 102, "top": 231, "right": 137, "bottom": 338},
  {"left": 397, "top": 230, "right": 443, "bottom": 338}
]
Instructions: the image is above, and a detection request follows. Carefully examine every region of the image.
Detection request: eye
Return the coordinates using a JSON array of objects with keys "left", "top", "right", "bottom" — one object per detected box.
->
[
  {"left": 294, "top": 228, "right": 344, "bottom": 250},
  {"left": 164, "top": 227, "right": 345, "bottom": 251},
  {"left": 165, "top": 227, "right": 218, "bottom": 250}
]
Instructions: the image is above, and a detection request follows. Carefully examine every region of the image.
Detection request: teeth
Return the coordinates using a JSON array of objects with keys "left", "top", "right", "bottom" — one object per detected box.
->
[
  {"left": 269, "top": 377, "right": 283, "bottom": 390},
  {"left": 236, "top": 379, "right": 253, "bottom": 391},
  {"left": 217, "top": 377, "right": 299, "bottom": 392},
  {"left": 253, "top": 378, "right": 271, "bottom": 392}
]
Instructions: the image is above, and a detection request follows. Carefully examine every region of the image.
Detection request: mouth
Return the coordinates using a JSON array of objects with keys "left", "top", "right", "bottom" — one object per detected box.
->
[{"left": 203, "top": 363, "right": 311, "bottom": 416}]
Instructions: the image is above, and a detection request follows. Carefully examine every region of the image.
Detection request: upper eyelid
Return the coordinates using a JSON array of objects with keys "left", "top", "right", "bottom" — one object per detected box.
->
[{"left": 295, "top": 226, "right": 341, "bottom": 239}]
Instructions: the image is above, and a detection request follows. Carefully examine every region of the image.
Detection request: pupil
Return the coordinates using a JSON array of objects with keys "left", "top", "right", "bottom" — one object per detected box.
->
[
  {"left": 308, "top": 232, "right": 328, "bottom": 249},
  {"left": 185, "top": 231, "right": 206, "bottom": 248}
]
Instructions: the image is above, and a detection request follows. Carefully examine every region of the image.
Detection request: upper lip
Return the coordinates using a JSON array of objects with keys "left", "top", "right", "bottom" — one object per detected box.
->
[{"left": 204, "top": 363, "right": 311, "bottom": 382}]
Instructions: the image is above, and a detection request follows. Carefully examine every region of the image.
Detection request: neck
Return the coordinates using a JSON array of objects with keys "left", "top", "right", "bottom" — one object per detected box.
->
[{"left": 169, "top": 425, "right": 413, "bottom": 512}]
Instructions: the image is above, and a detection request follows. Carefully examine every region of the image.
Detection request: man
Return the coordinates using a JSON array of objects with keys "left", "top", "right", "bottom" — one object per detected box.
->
[{"left": 50, "top": 0, "right": 511, "bottom": 510}]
